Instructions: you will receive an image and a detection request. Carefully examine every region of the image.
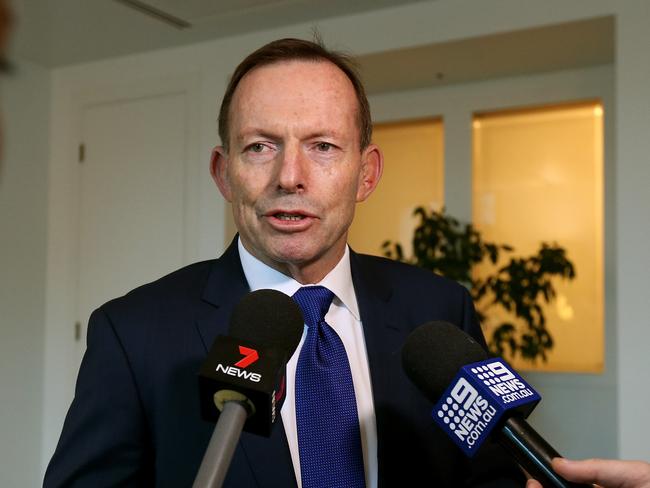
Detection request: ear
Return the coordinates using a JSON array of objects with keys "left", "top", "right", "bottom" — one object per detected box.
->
[
  {"left": 356, "top": 143, "right": 384, "bottom": 202},
  {"left": 210, "top": 146, "right": 233, "bottom": 202}
]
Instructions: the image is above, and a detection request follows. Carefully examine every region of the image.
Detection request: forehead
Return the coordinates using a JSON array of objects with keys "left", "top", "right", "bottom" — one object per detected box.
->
[{"left": 229, "top": 60, "right": 359, "bottom": 140}]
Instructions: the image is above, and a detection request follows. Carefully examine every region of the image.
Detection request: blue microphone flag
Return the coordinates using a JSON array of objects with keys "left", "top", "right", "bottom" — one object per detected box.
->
[{"left": 432, "top": 357, "right": 541, "bottom": 457}]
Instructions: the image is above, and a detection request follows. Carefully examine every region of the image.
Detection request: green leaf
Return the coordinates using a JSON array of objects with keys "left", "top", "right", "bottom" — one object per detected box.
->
[{"left": 380, "top": 204, "right": 576, "bottom": 364}]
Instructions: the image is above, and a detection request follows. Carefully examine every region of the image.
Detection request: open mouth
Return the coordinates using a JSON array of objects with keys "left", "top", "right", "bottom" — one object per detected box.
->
[
  {"left": 273, "top": 212, "right": 307, "bottom": 221},
  {"left": 265, "top": 210, "right": 316, "bottom": 229}
]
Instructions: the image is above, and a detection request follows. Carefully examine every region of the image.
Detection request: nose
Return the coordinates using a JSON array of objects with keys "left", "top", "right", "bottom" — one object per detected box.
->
[{"left": 276, "top": 142, "right": 306, "bottom": 193}]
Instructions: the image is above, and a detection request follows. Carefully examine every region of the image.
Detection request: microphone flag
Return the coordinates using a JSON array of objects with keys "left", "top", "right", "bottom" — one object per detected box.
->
[
  {"left": 198, "top": 335, "right": 287, "bottom": 437},
  {"left": 432, "top": 358, "right": 541, "bottom": 457}
]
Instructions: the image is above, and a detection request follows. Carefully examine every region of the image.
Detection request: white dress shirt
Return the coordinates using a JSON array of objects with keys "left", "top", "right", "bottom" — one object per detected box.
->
[{"left": 238, "top": 238, "right": 378, "bottom": 488}]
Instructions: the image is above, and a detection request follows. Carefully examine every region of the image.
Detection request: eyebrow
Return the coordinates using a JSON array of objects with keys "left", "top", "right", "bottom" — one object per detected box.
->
[
  {"left": 235, "top": 129, "right": 281, "bottom": 143},
  {"left": 235, "top": 128, "right": 344, "bottom": 143},
  {"left": 302, "top": 130, "right": 343, "bottom": 141}
]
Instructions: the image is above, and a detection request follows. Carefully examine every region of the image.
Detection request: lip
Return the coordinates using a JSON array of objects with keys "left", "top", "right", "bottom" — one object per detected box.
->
[{"left": 263, "top": 209, "right": 318, "bottom": 232}]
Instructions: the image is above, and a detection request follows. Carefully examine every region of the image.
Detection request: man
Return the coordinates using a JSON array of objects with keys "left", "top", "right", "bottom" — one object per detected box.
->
[{"left": 44, "top": 38, "right": 527, "bottom": 487}]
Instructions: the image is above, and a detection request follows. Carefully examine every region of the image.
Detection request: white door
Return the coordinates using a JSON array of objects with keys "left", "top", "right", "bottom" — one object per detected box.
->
[{"left": 76, "top": 92, "right": 190, "bottom": 360}]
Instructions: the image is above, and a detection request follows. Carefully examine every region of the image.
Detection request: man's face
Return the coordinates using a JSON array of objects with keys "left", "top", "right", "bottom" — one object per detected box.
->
[{"left": 211, "top": 59, "right": 382, "bottom": 282}]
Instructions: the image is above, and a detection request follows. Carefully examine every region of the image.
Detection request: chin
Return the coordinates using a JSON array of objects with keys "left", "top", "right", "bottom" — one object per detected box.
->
[
  {"left": 269, "top": 243, "right": 318, "bottom": 265},
  {"left": 250, "top": 231, "right": 344, "bottom": 268}
]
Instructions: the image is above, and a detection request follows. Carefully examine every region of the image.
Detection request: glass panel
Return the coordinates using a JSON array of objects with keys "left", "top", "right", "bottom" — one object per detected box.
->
[
  {"left": 473, "top": 102, "right": 604, "bottom": 372},
  {"left": 349, "top": 118, "right": 444, "bottom": 256}
]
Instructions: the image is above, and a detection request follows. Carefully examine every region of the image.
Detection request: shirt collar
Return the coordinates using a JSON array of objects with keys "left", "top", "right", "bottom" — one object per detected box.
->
[{"left": 238, "top": 237, "right": 360, "bottom": 320}]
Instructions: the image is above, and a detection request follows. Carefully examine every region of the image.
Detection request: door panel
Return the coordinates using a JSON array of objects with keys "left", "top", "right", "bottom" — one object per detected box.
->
[{"left": 77, "top": 92, "right": 188, "bottom": 355}]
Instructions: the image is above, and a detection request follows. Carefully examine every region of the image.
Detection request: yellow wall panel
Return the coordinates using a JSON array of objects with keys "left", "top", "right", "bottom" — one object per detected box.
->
[
  {"left": 349, "top": 119, "right": 444, "bottom": 256},
  {"left": 473, "top": 103, "right": 604, "bottom": 372}
]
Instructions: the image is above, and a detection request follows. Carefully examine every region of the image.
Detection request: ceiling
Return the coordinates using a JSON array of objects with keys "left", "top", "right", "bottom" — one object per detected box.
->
[
  {"left": 11, "top": 0, "right": 426, "bottom": 68},
  {"left": 358, "top": 16, "right": 614, "bottom": 93},
  {"left": 10, "top": 1, "right": 613, "bottom": 95}
]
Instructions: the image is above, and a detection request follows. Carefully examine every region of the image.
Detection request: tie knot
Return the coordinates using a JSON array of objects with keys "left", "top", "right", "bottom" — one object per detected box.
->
[{"left": 292, "top": 286, "right": 335, "bottom": 327}]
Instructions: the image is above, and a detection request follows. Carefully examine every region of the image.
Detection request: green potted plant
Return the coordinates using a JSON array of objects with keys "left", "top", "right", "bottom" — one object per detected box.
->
[{"left": 382, "top": 207, "right": 576, "bottom": 363}]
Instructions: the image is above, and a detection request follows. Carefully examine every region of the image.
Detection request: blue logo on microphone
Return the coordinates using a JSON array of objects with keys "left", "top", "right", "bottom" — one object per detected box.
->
[{"left": 432, "top": 358, "right": 540, "bottom": 456}]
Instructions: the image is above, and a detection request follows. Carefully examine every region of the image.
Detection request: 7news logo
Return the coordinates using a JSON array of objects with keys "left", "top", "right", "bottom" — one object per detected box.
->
[{"left": 215, "top": 345, "right": 262, "bottom": 383}]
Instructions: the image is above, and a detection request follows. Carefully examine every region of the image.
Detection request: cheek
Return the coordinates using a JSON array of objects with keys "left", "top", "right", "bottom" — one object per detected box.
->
[
  {"left": 231, "top": 165, "right": 270, "bottom": 203},
  {"left": 228, "top": 180, "right": 258, "bottom": 224},
  {"left": 230, "top": 169, "right": 263, "bottom": 204},
  {"left": 342, "top": 171, "right": 363, "bottom": 201},
  {"left": 327, "top": 174, "right": 359, "bottom": 220}
]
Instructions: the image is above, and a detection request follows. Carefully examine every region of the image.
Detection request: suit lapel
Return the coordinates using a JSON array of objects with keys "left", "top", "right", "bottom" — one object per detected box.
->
[
  {"left": 195, "top": 238, "right": 249, "bottom": 352},
  {"left": 350, "top": 250, "right": 403, "bottom": 403},
  {"left": 350, "top": 251, "right": 410, "bottom": 485},
  {"left": 237, "top": 420, "right": 297, "bottom": 487},
  {"left": 195, "top": 237, "right": 297, "bottom": 487}
]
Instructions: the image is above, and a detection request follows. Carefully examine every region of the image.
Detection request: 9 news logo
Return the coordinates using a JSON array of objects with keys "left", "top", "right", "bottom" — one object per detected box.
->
[
  {"left": 470, "top": 361, "right": 535, "bottom": 404},
  {"left": 215, "top": 345, "right": 262, "bottom": 383},
  {"left": 436, "top": 377, "right": 497, "bottom": 449},
  {"left": 433, "top": 359, "right": 540, "bottom": 456}
]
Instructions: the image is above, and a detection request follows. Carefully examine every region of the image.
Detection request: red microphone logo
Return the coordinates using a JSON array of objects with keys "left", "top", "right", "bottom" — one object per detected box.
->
[{"left": 234, "top": 346, "right": 259, "bottom": 369}]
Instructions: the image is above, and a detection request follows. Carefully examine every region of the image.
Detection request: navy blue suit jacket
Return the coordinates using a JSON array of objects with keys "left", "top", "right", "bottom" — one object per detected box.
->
[{"left": 44, "top": 239, "right": 524, "bottom": 487}]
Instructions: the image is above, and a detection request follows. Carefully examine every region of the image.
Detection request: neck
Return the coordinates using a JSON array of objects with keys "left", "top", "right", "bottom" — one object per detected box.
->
[
  {"left": 281, "top": 254, "right": 342, "bottom": 285},
  {"left": 240, "top": 238, "right": 346, "bottom": 285}
]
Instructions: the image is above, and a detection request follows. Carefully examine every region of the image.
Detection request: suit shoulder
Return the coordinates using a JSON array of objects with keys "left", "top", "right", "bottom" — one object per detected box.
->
[
  {"left": 99, "top": 259, "right": 215, "bottom": 318},
  {"left": 353, "top": 253, "right": 482, "bottom": 343},
  {"left": 355, "top": 253, "right": 468, "bottom": 296}
]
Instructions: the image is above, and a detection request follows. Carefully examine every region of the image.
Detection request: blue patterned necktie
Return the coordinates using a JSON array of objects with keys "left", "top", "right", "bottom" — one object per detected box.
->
[{"left": 293, "top": 286, "right": 366, "bottom": 488}]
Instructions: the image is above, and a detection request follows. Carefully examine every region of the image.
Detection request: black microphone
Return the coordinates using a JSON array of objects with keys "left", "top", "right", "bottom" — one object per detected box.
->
[
  {"left": 402, "top": 321, "right": 592, "bottom": 488},
  {"left": 194, "top": 289, "right": 304, "bottom": 488}
]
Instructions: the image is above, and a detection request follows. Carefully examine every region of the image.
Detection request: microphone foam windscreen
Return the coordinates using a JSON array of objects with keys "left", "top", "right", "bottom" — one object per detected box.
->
[
  {"left": 401, "top": 321, "right": 488, "bottom": 403},
  {"left": 229, "top": 289, "right": 304, "bottom": 357}
]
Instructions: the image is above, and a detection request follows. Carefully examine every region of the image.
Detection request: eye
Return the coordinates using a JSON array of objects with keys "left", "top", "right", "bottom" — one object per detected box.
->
[
  {"left": 247, "top": 143, "right": 266, "bottom": 153},
  {"left": 241, "top": 142, "right": 275, "bottom": 161},
  {"left": 316, "top": 142, "right": 333, "bottom": 152}
]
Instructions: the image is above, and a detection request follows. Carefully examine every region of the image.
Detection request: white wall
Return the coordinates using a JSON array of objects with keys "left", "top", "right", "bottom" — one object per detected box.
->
[
  {"left": 38, "top": 0, "right": 650, "bottom": 478},
  {"left": 615, "top": 0, "right": 650, "bottom": 460},
  {"left": 0, "top": 58, "right": 50, "bottom": 487}
]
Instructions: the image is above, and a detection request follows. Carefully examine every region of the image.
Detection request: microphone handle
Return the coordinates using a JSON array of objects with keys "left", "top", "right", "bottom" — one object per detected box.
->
[
  {"left": 496, "top": 416, "right": 593, "bottom": 488},
  {"left": 193, "top": 401, "right": 248, "bottom": 488}
]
